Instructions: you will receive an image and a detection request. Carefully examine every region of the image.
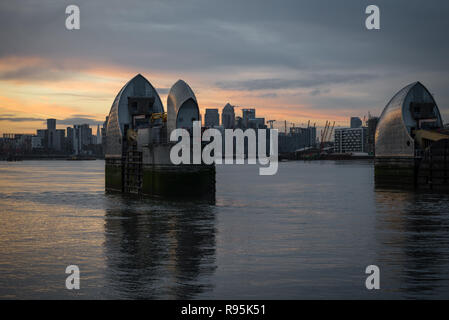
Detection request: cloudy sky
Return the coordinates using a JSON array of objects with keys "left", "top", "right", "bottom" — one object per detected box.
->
[{"left": 0, "top": 0, "right": 448, "bottom": 134}]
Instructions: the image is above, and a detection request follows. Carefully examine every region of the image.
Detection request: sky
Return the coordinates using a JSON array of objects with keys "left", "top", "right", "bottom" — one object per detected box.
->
[{"left": 0, "top": 0, "right": 448, "bottom": 134}]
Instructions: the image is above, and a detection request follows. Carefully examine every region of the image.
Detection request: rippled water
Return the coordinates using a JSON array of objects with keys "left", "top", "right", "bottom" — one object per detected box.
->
[{"left": 1, "top": 160, "right": 449, "bottom": 299}]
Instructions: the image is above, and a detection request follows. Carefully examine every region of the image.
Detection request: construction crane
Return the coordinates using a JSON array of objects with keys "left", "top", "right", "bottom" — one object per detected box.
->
[
  {"left": 320, "top": 121, "right": 328, "bottom": 143},
  {"left": 320, "top": 121, "right": 328, "bottom": 153},
  {"left": 320, "top": 121, "right": 335, "bottom": 154}
]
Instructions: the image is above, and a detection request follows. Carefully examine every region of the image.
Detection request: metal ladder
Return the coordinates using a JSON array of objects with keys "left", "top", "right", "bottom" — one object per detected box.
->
[{"left": 123, "top": 145, "right": 143, "bottom": 194}]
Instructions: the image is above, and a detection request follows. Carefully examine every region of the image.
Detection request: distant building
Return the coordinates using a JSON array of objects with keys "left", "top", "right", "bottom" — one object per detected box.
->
[
  {"left": 72, "top": 124, "right": 93, "bottom": 154},
  {"left": 101, "top": 116, "right": 108, "bottom": 153},
  {"left": 31, "top": 136, "right": 43, "bottom": 150},
  {"left": 81, "top": 124, "right": 93, "bottom": 146},
  {"left": 242, "top": 109, "right": 256, "bottom": 128},
  {"left": 47, "top": 119, "right": 56, "bottom": 131},
  {"left": 96, "top": 124, "right": 101, "bottom": 144},
  {"left": 1, "top": 118, "right": 106, "bottom": 157},
  {"left": 205, "top": 109, "right": 219, "bottom": 127},
  {"left": 66, "top": 127, "right": 74, "bottom": 153},
  {"left": 222, "top": 103, "right": 235, "bottom": 129},
  {"left": 292, "top": 127, "right": 316, "bottom": 148},
  {"left": 278, "top": 126, "right": 317, "bottom": 153},
  {"left": 36, "top": 129, "right": 47, "bottom": 148},
  {"left": 248, "top": 118, "right": 266, "bottom": 129},
  {"left": 55, "top": 129, "right": 65, "bottom": 151},
  {"left": 350, "top": 117, "right": 362, "bottom": 128},
  {"left": 0, "top": 134, "right": 33, "bottom": 154},
  {"left": 72, "top": 125, "right": 82, "bottom": 155},
  {"left": 366, "top": 116, "right": 379, "bottom": 155},
  {"left": 235, "top": 116, "right": 243, "bottom": 129},
  {"left": 38, "top": 118, "right": 64, "bottom": 151},
  {"left": 334, "top": 127, "right": 368, "bottom": 153}
]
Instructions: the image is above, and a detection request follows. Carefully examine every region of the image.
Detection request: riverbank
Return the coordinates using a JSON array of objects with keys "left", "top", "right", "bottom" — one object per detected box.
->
[
  {"left": 0, "top": 155, "right": 102, "bottom": 161},
  {"left": 279, "top": 153, "right": 374, "bottom": 161}
]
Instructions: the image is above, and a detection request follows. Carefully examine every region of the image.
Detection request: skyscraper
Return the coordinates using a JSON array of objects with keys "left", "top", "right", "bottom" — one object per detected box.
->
[
  {"left": 102, "top": 116, "right": 108, "bottom": 152},
  {"left": 350, "top": 117, "right": 362, "bottom": 128},
  {"left": 205, "top": 109, "right": 219, "bottom": 127},
  {"left": 72, "top": 124, "right": 93, "bottom": 154},
  {"left": 367, "top": 116, "right": 379, "bottom": 155},
  {"left": 222, "top": 103, "right": 235, "bottom": 129},
  {"left": 46, "top": 118, "right": 64, "bottom": 151},
  {"left": 242, "top": 109, "right": 256, "bottom": 128},
  {"left": 66, "top": 127, "right": 74, "bottom": 153},
  {"left": 47, "top": 119, "right": 56, "bottom": 131},
  {"left": 96, "top": 124, "right": 101, "bottom": 144}
]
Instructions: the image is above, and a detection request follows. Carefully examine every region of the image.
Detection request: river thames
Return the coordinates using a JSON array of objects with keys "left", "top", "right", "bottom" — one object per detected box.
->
[{"left": 1, "top": 160, "right": 449, "bottom": 299}]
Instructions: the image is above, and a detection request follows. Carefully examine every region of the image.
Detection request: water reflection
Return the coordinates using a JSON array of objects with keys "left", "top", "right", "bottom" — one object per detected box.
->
[
  {"left": 103, "top": 195, "right": 217, "bottom": 299},
  {"left": 375, "top": 188, "right": 449, "bottom": 298},
  {"left": 4, "top": 160, "right": 449, "bottom": 299}
]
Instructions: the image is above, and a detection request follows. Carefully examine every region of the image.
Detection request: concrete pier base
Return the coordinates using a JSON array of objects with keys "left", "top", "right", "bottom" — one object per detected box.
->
[
  {"left": 375, "top": 140, "right": 449, "bottom": 191},
  {"left": 374, "top": 157, "right": 417, "bottom": 189},
  {"left": 416, "top": 139, "right": 449, "bottom": 191},
  {"left": 105, "top": 158, "right": 123, "bottom": 193},
  {"left": 142, "top": 164, "right": 215, "bottom": 198},
  {"left": 105, "top": 159, "right": 215, "bottom": 199}
]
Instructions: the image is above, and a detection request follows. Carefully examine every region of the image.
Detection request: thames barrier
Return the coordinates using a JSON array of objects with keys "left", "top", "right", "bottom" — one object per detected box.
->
[
  {"left": 104, "top": 74, "right": 215, "bottom": 197},
  {"left": 375, "top": 81, "right": 449, "bottom": 190}
]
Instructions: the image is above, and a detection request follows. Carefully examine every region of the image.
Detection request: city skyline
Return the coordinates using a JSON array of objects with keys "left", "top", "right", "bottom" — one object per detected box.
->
[
  {"left": 1, "top": 0, "right": 448, "bottom": 135},
  {"left": 0, "top": 104, "right": 367, "bottom": 138}
]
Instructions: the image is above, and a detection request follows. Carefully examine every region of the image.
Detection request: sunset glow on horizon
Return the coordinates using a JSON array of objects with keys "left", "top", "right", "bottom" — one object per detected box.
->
[{"left": 0, "top": 55, "right": 355, "bottom": 135}]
